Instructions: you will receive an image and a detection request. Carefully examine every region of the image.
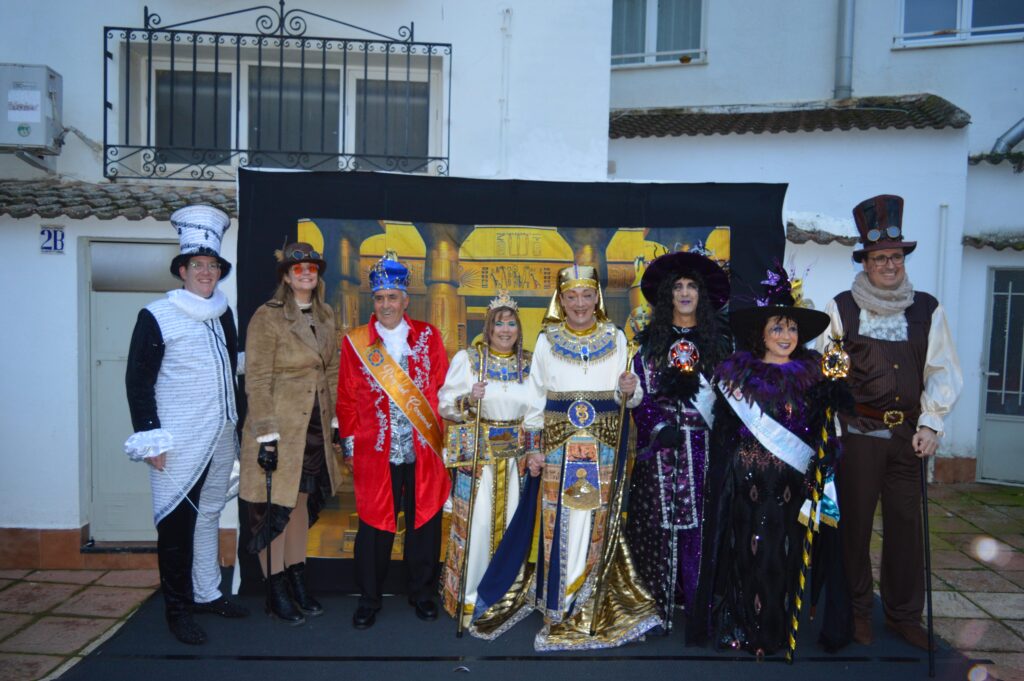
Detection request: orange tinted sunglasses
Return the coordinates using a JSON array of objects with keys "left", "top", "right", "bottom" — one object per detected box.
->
[{"left": 291, "top": 263, "right": 319, "bottom": 275}]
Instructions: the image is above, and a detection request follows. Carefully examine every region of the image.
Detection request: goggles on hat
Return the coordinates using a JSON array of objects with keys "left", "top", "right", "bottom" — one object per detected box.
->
[
  {"left": 866, "top": 226, "right": 901, "bottom": 243},
  {"left": 287, "top": 248, "right": 321, "bottom": 260}
]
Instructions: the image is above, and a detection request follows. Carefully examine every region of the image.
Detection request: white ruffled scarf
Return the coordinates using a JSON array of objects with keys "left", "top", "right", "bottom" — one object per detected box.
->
[
  {"left": 376, "top": 318, "right": 412, "bottom": 360},
  {"left": 167, "top": 287, "right": 228, "bottom": 321},
  {"left": 851, "top": 271, "right": 914, "bottom": 341}
]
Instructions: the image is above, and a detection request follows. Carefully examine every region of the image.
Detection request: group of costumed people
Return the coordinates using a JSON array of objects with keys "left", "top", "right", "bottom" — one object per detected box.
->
[
  {"left": 128, "top": 194, "right": 960, "bottom": 658},
  {"left": 445, "top": 252, "right": 850, "bottom": 657},
  {"left": 446, "top": 194, "right": 961, "bottom": 657}
]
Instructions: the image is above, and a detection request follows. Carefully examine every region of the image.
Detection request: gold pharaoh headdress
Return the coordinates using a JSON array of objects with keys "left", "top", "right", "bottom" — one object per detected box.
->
[{"left": 544, "top": 264, "right": 609, "bottom": 324}]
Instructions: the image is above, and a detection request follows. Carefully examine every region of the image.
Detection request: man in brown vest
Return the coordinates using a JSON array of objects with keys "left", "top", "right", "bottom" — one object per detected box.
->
[{"left": 821, "top": 195, "right": 962, "bottom": 651}]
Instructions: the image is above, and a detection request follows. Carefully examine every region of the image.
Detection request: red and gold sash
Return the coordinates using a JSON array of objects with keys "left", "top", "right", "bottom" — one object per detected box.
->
[{"left": 346, "top": 325, "right": 444, "bottom": 457}]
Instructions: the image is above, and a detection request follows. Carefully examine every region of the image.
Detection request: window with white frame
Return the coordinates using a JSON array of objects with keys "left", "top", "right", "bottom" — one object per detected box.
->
[
  {"left": 612, "top": 0, "right": 705, "bottom": 66},
  {"left": 900, "top": 0, "right": 1024, "bottom": 44},
  {"left": 115, "top": 36, "right": 446, "bottom": 179}
]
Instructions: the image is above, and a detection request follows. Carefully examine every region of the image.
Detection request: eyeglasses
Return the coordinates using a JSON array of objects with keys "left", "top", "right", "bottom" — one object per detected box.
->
[
  {"left": 866, "top": 226, "right": 902, "bottom": 243},
  {"left": 866, "top": 253, "right": 905, "bottom": 266},
  {"left": 290, "top": 263, "right": 319, "bottom": 275},
  {"left": 287, "top": 249, "right": 320, "bottom": 260},
  {"left": 188, "top": 261, "right": 222, "bottom": 272}
]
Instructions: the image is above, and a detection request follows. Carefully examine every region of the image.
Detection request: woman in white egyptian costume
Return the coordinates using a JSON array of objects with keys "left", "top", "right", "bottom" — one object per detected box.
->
[{"left": 437, "top": 291, "right": 542, "bottom": 627}]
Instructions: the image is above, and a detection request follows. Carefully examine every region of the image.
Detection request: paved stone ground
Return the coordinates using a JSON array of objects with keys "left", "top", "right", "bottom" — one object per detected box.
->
[{"left": 1, "top": 482, "right": 1023, "bottom": 680}]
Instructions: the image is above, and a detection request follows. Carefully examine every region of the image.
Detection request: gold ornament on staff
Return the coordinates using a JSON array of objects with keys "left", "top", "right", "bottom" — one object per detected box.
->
[
  {"left": 787, "top": 335, "right": 849, "bottom": 664},
  {"left": 821, "top": 336, "right": 850, "bottom": 380},
  {"left": 589, "top": 339, "right": 639, "bottom": 637},
  {"left": 455, "top": 340, "right": 488, "bottom": 638}
]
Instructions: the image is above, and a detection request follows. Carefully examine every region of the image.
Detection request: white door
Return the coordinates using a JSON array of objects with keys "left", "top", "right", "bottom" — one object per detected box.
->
[
  {"left": 89, "top": 241, "right": 179, "bottom": 541},
  {"left": 978, "top": 268, "right": 1024, "bottom": 485}
]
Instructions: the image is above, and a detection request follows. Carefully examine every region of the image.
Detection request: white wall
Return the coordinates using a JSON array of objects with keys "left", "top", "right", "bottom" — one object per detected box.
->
[
  {"left": 965, "top": 164, "right": 1024, "bottom": 233},
  {"left": 0, "top": 215, "right": 238, "bottom": 529},
  {"left": 612, "top": 126, "right": 981, "bottom": 456},
  {"left": 0, "top": 0, "right": 613, "bottom": 183}
]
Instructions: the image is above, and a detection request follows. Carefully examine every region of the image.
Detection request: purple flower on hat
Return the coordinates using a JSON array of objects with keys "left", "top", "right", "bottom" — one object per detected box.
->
[{"left": 761, "top": 270, "right": 781, "bottom": 287}]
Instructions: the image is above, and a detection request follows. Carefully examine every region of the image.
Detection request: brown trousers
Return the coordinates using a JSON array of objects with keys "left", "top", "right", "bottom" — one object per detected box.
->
[{"left": 838, "top": 432, "right": 924, "bottom": 626}]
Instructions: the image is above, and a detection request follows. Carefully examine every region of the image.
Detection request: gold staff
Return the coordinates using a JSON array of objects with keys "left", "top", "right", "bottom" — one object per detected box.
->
[
  {"left": 456, "top": 340, "right": 488, "bottom": 638},
  {"left": 589, "top": 339, "right": 639, "bottom": 637},
  {"left": 787, "top": 336, "right": 849, "bottom": 663}
]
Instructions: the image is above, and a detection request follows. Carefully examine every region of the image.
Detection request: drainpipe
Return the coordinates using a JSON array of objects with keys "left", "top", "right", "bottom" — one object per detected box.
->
[
  {"left": 991, "top": 116, "right": 1024, "bottom": 154},
  {"left": 834, "top": 0, "right": 855, "bottom": 100}
]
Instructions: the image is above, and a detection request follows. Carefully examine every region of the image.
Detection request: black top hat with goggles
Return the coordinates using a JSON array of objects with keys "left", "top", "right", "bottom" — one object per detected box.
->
[{"left": 851, "top": 194, "right": 917, "bottom": 263}]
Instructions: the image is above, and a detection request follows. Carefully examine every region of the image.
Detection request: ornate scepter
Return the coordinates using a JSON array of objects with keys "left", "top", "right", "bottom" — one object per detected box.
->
[
  {"left": 456, "top": 340, "right": 488, "bottom": 638},
  {"left": 589, "top": 339, "right": 639, "bottom": 637},
  {"left": 787, "top": 336, "right": 849, "bottom": 664}
]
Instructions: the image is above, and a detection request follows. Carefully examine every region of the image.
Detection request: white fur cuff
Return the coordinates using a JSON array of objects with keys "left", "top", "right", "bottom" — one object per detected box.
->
[
  {"left": 124, "top": 429, "right": 173, "bottom": 461},
  {"left": 256, "top": 432, "right": 280, "bottom": 443}
]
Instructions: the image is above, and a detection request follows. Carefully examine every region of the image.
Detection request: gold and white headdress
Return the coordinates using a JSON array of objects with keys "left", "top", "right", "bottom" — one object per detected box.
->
[
  {"left": 544, "top": 263, "right": 609, "bottom": 324},
  {"left": 488, "top": 289, "right": 518, "bottom": 311}
]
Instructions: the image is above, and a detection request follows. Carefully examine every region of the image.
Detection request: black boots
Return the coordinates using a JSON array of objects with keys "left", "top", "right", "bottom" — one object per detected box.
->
[
  {"left": 167, "top": 613, "right": 206, "bottom": 645},
  {"left": 267, "top": 572, "right": 305, "bottom": 625},
  {"left": 285, "top": 562, "right": 324, "bottom": 616}
]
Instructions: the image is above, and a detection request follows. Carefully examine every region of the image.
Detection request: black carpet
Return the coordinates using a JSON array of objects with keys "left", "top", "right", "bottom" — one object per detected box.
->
[{"left": 60, "top": 576, "right": 978, "bottom": 681}]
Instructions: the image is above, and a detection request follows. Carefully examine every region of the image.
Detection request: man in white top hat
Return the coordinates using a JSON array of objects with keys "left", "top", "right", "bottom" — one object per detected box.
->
[{"left": 125, "top": 204, "right": 249, "bottom": 645}]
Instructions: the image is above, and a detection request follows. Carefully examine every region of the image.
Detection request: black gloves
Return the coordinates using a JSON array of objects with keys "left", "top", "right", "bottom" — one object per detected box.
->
[
  {"left": 655, "top": 426, "right": 683, "bottom": 449},
  {"left": 257, "top": 440, "right": 278, "bottom": 472},
  {"left": 331, "top": 428, "right": 342, "bottom": 448}
]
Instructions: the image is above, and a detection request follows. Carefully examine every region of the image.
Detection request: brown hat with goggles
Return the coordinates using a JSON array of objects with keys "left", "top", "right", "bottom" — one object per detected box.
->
[{"left": 851, "top": 194, "right": 917, "bottom": 263}]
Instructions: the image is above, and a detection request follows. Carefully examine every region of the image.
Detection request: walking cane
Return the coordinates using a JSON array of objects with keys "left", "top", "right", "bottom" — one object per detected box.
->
[
  {"left": 589, "top": 340, "right": 639, "bottom": 637},
  {"left": 921, "top": 457, "right": 936, "bottom": 678},
  {"left": 456, "top": 341, "right": 487, "bottom": 638},
  {"left": 265, "top": 464, "right": 273, "bottom": 614}
]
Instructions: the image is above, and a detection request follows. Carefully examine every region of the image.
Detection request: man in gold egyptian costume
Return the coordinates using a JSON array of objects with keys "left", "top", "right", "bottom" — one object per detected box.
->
[{"left": 471, "top": 265, "right": 659, "bottom": 650}]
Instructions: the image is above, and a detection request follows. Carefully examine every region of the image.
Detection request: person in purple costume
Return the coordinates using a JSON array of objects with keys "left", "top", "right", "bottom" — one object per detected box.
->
[
  {"left": 699, "top": 266, "right": 847, "bottom": 658},
  {"left": 626, "top": 250, "right": 732, "bottom": 642}
]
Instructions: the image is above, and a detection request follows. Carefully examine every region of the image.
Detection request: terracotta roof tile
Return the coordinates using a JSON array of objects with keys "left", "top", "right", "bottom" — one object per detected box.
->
[
  {"left": 610, "top": 94, "right": 970, "bottom": 139},
  {"left": 963, "top": 233, "right": 1024, "bottom": 251},
  {"left": 0, "top": 180, "right": 237, "bottom": 221}
]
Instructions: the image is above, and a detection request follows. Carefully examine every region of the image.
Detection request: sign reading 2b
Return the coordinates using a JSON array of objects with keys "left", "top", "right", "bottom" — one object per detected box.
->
[{"left": 40, "top": 225, "right": 65, "bottom": 254}]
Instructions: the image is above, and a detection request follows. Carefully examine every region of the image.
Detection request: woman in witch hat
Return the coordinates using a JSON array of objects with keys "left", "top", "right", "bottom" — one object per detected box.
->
[{"left": 701, "top": 265, "right": 849, "bottom": 657}]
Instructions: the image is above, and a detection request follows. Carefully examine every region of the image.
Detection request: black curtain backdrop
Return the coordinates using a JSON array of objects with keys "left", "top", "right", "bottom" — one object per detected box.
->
[
  {"left": 234, "top": 169, "right": 787, "bottom": 594},
  {"left": 237, "top": 169, "right": 787, "bottom": 334}
]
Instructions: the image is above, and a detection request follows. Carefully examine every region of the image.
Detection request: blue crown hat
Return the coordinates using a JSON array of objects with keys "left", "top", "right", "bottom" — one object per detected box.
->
[{"left": 369, "top": 251, "right": 409, "bottom": 292}]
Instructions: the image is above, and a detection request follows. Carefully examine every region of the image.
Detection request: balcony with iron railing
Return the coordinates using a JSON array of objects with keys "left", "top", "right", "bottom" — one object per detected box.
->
[{"left": 103, "top": 2, "right": 451, "bottom": 181}]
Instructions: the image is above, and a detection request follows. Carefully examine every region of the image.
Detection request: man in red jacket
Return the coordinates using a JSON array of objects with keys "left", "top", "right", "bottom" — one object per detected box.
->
[{"left": 337, "top": 252, "right": 451, "bottom": 630}]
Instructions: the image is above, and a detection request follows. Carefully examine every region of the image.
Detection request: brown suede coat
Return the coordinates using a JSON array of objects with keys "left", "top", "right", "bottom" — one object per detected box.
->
[{"left": 239, "top": 298, "right": 341, "bottom": 507}]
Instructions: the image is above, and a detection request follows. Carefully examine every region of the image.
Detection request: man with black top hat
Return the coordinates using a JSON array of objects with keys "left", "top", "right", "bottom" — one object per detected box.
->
[
  {"left": 820, "top": 194, "right": 962, "bottom": 651},
  {"left": 125, "top": 204, "right": 249, "bottom": 646}
]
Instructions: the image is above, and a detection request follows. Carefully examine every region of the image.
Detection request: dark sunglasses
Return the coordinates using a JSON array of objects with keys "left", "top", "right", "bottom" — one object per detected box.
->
[{"left": 866, "top": 226, "right": 901, "bottom": 243}]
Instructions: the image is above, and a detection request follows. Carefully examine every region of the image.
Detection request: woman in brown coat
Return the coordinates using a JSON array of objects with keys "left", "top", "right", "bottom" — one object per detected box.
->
[{"left": 240, "top": 243, "right": 342, "bottom": 624}]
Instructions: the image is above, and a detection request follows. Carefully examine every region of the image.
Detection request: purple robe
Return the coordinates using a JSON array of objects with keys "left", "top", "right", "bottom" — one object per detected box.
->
[{"left": 625, "top": 350, "right": 710, "bottom": 630}]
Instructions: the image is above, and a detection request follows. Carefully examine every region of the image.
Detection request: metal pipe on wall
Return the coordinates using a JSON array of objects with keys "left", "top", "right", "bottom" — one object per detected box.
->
[{"left": 834, "top": 0, "right": 855, "bottom": 100}]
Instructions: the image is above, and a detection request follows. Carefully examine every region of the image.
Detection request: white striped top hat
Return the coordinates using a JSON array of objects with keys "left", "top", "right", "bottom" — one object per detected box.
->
[{"left": 169, "top": 204, "right": 232, "bottom": 280}]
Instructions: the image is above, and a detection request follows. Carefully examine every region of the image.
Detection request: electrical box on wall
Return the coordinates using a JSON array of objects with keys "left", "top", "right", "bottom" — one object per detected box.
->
[{"left": 0, "top": 64, "right": 62, "bottom": 154}]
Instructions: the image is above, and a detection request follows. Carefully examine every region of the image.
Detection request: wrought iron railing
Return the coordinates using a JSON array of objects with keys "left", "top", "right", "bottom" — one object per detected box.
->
[{"left": 103, "top": 2, "right": 451, "bottom": 181}]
